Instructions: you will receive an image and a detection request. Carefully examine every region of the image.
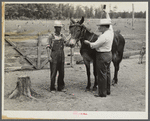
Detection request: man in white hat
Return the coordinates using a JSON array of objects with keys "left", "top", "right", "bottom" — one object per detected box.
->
[
  {"left": 84, "top": 13, "right": 114, "bottom": 97},
  {"left": 46, "top": 20, "right": 70, "bottom": 92}
]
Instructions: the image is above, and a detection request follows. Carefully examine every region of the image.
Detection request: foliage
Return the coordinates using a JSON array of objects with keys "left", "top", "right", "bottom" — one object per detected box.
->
[{"left": 5, "top": 3, "right": 146, "bottom": 20}]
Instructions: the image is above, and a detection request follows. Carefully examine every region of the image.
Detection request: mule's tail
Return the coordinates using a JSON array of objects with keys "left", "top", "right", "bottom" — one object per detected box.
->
[{"left": 112, "top": 31, "right": 125, "bottom": 60}]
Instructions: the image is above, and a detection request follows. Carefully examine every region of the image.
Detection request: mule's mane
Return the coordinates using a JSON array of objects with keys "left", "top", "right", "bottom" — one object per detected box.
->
[
  {"left": 81, "top": 24, "right": 98, "bottom": 42},
  {"left": 69, "top": 21, "right": 98, "bottom": 43}
]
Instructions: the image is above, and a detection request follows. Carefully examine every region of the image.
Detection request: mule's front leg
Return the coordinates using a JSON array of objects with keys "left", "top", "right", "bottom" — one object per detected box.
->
[{"left": 84, "top": 59, "right": 91, "bottom": 91}]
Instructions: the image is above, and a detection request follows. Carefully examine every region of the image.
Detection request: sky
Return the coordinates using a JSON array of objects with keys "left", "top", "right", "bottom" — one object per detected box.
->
[
  {"left": 48, "top": 2, "right": 147, "bottom": 12},
  {"left": 69, "top": 2, "right": 147, "bottom": 12}
]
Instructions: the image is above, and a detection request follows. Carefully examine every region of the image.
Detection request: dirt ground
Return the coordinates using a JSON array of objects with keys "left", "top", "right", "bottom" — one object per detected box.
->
[
  {"left": 3, "top": 18, "right": 147, "bottom": 113},
  {"left": 4, "top": 54, "right": 146, "bottom": 111}
]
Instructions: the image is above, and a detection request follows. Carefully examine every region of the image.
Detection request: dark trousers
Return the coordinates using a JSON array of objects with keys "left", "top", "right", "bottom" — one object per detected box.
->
[
  {"left": 50, "top": 51, "right": 65, "bottom": 91},
  {"left": 96, "top": 52, "right": 112, "bottom": 97}
]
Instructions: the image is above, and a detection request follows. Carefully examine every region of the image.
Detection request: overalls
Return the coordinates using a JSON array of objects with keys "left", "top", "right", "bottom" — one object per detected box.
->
[{"left": 49, "top": 34, "right": 65, "bottom": 91}]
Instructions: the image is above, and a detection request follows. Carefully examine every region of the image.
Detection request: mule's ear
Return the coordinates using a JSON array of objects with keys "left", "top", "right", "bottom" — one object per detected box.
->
[
  {"left": 79, "top": 16, "right": 84, "bottom": 25},
  {"left": 70, "top": 18, "right": 75, "bottom": 24}
]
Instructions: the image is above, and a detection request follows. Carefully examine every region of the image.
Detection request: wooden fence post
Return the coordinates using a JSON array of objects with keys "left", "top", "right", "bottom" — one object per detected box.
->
[
  {"left": 37, "top": 33, "right": 42, "bottom": 69},
  {"left": 132, "top": 3, "right": 134, "bottom": 30},
  {"left": 70, "top": 47, "right": 74, "bottom": 67}
]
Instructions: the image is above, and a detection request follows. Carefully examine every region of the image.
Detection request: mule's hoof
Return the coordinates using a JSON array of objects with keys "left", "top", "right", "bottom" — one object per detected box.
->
[
  {"left": 85, "top": 88, "right": 90, "bottom": 92},
  {"left": 92, "top": 87, "right": 97, "bottom": 91},
  {"left": 112, "top": 81, "right": 115, "bottom": 86},
  {"left": 112, "top": 82, "right": 117, "bottom": 86},
  {"left": 112, "top": 79, "right": 118, "bottom": 86}
]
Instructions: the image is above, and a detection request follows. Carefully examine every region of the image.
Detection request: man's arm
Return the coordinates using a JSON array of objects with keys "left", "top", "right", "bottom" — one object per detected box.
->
[
  {"left": 84, "top": 35, "right": 106, "bottom": 49},
  {"left": 62, "top": 34, "right": 71, "bottom": 46},
  {"left": 46, "top": 46, "right": 52, "bottom": 62},
  {"left": 90, "top": 35, "right": 106, "bottom": 49},
  {"left": 46, "top": 35, "right": 54, "bottom": 62}
]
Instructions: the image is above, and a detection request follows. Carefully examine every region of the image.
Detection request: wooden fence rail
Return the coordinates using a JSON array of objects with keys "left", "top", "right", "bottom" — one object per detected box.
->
[
  {"left": 4, "top": 31, "right": 142, "bottom": 72},
  {"left": 5, "top": 33, "right": 74, "bottom": 72},
  {"left": 5, "top": 38, "right": 38, "bottom": 69}
]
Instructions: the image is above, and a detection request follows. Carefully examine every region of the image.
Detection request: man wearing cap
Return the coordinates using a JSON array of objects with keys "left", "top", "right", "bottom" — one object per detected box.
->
[
  {"left": 46, "top": 20, "right": 70, "bottom": 92},
  {"left": 84, "top": 13, "right": 114, "bottom": 97}
]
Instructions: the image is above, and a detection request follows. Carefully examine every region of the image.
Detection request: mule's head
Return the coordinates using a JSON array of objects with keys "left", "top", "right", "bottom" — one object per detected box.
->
[{"left": 69, "top": 17, "right": 85, "bottom": 47}]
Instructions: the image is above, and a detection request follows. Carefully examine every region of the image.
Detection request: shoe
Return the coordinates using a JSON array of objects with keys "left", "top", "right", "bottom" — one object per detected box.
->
[
  {"left": 50, "top": 90, "right": 56, "bottom": 93},
  {"left": 94, "top": 94, "right": 106, "bottom": 97},
  {"left": 61, "top": 88, "right": 67, "bottom": 92},
  {"left": 107, "top": 92, "right": 110, "bottom": 95},
  {"left": 57, "top": 88, "right": 62, "bottom": 91},
  {"left": 50, "top": 87, "right": 56, "bottom": 92},
  {"left": 94, "top": 95, "right": 100, "bottom": 97},
  {"left": 100, "top": 95, "right": 106, "bottom": 97},
  {"left": 57, "top": 85, "right": 65, "bottom": 91},
  {"left": 57, "top": 88, "right": 67, "bottom": 92},
  {"left": 57, "top": 87, "right": 67, "bottom": 92}
]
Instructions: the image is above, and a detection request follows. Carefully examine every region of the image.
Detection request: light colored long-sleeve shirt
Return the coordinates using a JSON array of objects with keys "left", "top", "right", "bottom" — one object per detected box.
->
[{"left": 90, "top": 29, "right": 114, "bottom": 52}]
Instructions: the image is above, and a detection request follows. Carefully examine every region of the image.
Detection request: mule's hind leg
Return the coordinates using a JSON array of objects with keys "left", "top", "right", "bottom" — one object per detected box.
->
[
  {"left": 112, "top": 62, "right": 118, "bottom": 85},
  {"left": 84, "top": 59, "right": 91, "bottom": 91},
  {"left": 112, "top": 58, "right": 122, "bottom": 86},
  {"left": 93, "top": 59, "right": 97, "bottom": 91}
]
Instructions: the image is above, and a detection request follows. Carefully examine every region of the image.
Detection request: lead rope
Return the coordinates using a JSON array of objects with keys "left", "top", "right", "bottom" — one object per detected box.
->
[
  {"left": 82, "top": 24, "right": 97, "bottom": 42},
  {"left": 89, "top": 32, "right": 96, "bottom": 42}
]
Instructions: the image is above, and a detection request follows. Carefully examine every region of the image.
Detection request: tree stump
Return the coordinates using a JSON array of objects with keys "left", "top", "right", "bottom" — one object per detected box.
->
[{"left": 9, "top": 76, "right": 38, "bottom": 100}]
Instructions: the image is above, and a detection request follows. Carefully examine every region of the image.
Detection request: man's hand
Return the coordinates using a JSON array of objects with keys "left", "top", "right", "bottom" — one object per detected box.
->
[
  {"left": 65, "top": 41, "right": 70, "bottom": 47},
  {"left": 84, "top": 40, "right": 91, "bottom": 45}
]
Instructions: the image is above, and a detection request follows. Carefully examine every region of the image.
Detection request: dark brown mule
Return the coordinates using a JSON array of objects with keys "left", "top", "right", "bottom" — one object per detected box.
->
[{"left": 69, "top": 17, "right": 125, "bottom": 91}]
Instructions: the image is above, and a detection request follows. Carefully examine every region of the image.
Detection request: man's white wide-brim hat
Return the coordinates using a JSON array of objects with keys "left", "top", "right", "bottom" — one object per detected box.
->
[
  {"left": 97, "top": 19, "right": 112, "bottom": 26},
  {"left": 54, "top": 20, "right": 63, "bottom": 27}
]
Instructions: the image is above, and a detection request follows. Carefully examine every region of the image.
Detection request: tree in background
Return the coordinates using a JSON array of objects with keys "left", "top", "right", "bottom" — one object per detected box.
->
[
  {"left": 74, "top": 5, "right": 85, "bottom": 18},
  {"left": 94, "top": 6, "right": 102, "bottom": 18},
  {"left": 5, "top": 3, "right": 146, "bottom": 20}
]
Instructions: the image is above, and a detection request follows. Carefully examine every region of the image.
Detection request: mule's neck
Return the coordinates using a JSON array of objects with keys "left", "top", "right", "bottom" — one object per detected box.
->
[{"left": 84, "top": 30, "right": 98, "bottom": 42}]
